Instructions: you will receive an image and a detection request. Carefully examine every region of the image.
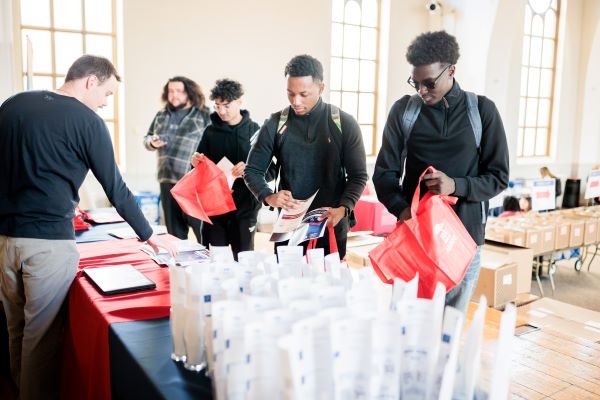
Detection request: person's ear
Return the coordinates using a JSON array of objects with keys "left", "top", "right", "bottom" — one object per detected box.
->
[
  {"left": 448, "top": 65, "right": 456, "bottom": 78},
  {"left": 86, "top": 75, "right": 99, "bottom": 89},
  {"left": 318, "top": 82, "right": 325, "bottom": 95}
]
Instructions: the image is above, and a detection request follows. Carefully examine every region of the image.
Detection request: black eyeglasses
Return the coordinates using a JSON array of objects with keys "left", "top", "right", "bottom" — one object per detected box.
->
[{"left": 407, "top": 64, "right": 452, "bottom": 91}]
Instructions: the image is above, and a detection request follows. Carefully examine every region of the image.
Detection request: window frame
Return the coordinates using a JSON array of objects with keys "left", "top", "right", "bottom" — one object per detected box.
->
[
  {"left": 517, "top": 0, "right": 561, "bottom": 159},
  {"left": 14, "top": 0, "right": 121, "bottom": 163},
  {"left": 329, "top": 0, "right": 382, "bottom": 157}
]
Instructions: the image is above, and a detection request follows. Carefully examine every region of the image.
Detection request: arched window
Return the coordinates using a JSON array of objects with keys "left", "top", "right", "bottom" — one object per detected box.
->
[
  {"left": 330, "top": 0, "right": 380, "bottom": 156},
  {"left": 518, "top": 0, "right": 560, "bottom": 158},
  {"left": 17, "top": 0, "right": 122, "bottom": 162}
]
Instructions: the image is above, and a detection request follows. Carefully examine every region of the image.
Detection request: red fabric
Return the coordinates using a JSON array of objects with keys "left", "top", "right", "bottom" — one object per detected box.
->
[
  {"left": 350, "top": 196, "right": 397, "bottom": 235},
  {"left": 369, "top": 166, "right": 477, "bottom": 298},
  {"left": 170, "top": 158, "right": 236, "bottom": 224},
  {"left": 61, "top": 237, "right": 176, "bottom": 400}
]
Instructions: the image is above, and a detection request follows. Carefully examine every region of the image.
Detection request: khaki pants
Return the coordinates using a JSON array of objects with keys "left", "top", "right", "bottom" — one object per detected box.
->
[{"left": 0, "top": 236, "right": 79, "bottom": 400}]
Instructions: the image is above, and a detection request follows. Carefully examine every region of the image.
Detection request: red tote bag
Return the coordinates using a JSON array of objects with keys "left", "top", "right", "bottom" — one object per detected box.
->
[
  {"left": 170, "top": 158, "right": 236, "bottom": 224},
  {"left": 369, "top": 166, "right": 477, "bottom": 298}
]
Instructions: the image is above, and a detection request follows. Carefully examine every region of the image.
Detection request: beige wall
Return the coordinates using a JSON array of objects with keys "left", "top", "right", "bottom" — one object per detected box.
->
[
  {"left": 1, "top": 0, "right": 600, "bottom": 198},
  {"left": 121, "top": 0, "right": 331, "bottom": 190}
]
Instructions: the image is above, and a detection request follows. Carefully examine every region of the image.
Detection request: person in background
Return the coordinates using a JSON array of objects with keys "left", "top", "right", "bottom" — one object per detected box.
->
[
  {"left": 498, "top": 196, "right": 522, "bottom": 218},
  {"left": 540, "top": 166, "right": 562, "bottom": 208},
  {"left": 244, "top": 54, "right": 368, "bottom": 258},
  {"left": 144, "top": 76, "right": 210, "bottom": 242},
  {"left": 0, "top": 55, "right": 176, "bottom": 400},
  {"left": 373, "top": 31, "right": 509, "bottom": 314},
  {"left": 519, "top": 195, "right": 532, "bottom": 213},
  {"left": 191, "top": 79, "right": 261, "bottom": 259}
]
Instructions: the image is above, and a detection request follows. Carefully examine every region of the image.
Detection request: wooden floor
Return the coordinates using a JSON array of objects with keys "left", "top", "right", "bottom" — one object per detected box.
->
[{"left": 467, "top": 304, "right": 600, "bottom": 399}]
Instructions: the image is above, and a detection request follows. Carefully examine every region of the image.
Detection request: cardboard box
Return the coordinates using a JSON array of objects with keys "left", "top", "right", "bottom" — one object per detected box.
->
[
  {"left": 538, "top": 224, "right": 555, "bottom": 253},
  {"left": 554, "top": 221, "right": 570, "bottom": 249},
  {"left": 472, "top": 253, "right": 517, "bottom": 308},
  {"left": 483, "top": 241, "right": 534, "bottom": 294},
  {"left": 517, "top": 298, "right": 600, "bottom": 342},
  {"left": 346, "top": 243, "right": 380, "bottom": 268},
  {"left": 564, "top": 218, "right": 584, "bottom": 247}
]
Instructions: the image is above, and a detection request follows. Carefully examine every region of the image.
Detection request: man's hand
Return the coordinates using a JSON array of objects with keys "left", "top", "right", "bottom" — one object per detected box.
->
[
  {"left": 231, "top": 161, "right": 245, "bottom": 178},
  {"left": 398, "top": 207, "right": 412, "bottom": 223},
  {"left": 422, "top": 170, "right": 455, "bottom": 195},
  {"left": 191, "top": 152, "right": 205, "bottom": 168},
  {"left": 265, "top": 190, "right": 302, "bottom": 211},
  {"left": 146, "top": 234, "right": 178, "bottom": 257},
  {"left": 320, "top": 206, "right": 346, "bottom": 227},
  {"left": 150, "top": 134, "right": 167, "bottom": 149}
]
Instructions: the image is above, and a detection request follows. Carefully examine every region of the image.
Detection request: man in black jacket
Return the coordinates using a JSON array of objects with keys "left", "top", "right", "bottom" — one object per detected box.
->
[
  {"left": 373, "top": 31, "right": 509, "bottom": 314},
  {"left": 191, "top": 79, "right": 261, "bottom": 258},
  {"left": 244, "top": 55, "right": 368, "bottom": 258}
]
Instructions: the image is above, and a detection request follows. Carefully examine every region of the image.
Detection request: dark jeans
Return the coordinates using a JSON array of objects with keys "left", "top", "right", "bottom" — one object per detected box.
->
[
  {"left": 274, "top": 216, "right": 350, "bottom": 260},
  {"left": 201, "top": 212, "right": 256, "bottom": 260},
  {"left": 159, "top": 182, "right": 202, "bottom": 242}
]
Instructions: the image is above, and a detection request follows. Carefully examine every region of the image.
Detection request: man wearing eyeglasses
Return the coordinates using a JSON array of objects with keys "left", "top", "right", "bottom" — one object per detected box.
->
[
  {"left": 373, "top": 31, "right": 509, "bottom": 314},
  {"left": 190, "top": 79, "right": 261, "bottom": 259}
]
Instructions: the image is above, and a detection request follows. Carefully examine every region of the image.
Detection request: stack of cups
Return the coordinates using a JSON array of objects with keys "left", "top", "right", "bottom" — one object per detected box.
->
[
  {"left": 169, "top": 264, "right": 188, "bottom": 362},
  {"left": 183, "top": 263, "right": 207, "bottom": 371}
]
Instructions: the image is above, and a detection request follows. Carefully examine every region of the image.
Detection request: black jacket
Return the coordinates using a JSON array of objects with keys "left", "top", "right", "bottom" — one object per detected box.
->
[
  {"left": 196, "top": 110, "right": 261, "bottom": 222},
  {"left": 244, "top": 99, "right": 368, "bottom": 212},
  {"left": 373, "top": 81, "right": 509, "bottom": 245}
]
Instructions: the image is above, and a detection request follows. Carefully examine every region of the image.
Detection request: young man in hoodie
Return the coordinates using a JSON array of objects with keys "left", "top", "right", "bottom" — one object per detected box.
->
[
  {"left": 373, "top": 31, "right": 509, "bottom": 314},
  {"left": 191, "top": 79, "right": 261, "bottom": 258}
]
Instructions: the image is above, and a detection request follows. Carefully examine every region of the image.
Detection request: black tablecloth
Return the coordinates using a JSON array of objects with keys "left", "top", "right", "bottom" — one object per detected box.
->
[{"left": 109, "top": 318, "right": 213, "bottom": 400}]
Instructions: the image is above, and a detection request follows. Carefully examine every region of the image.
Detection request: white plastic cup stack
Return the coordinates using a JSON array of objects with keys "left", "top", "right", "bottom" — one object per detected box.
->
[
  {"left": 183, "top": 263, "right": 207, "bottom": 371},
  {"left": 169, "top": 264, "right": 188, "bottom": 362}
]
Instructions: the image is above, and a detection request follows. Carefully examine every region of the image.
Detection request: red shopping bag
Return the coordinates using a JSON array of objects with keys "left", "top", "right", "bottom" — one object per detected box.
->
[
  {"left": 170, "top": 158, "right": 236, "bottom": 224},
  {"left": 369, "top": 166, "right": 477, "bottom": 298}
]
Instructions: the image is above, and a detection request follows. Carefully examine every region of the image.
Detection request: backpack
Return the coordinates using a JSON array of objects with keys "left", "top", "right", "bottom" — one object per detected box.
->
[
  {"left": 268, "top": 104, "right": 356, "bottom": 226},
  {"left": 400, "top": 92, "right": 486, "bottom": 223}
]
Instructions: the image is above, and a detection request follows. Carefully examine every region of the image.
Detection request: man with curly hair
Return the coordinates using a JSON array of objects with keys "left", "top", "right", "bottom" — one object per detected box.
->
[
  {"left": 190, "top": 79, "right": 261, "bottom": 258},
  {"left": 245, "top": 54, "right": 368, "bottom": 258},
  {"left": 373, "top": 31, "right": 509, "bottom": 313},
  {"left": 144, "top": 76, "right": 210, "bottom": 241}
]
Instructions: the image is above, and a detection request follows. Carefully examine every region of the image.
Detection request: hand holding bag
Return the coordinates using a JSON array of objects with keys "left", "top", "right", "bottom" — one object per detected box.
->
[
  {"left": 170, "top": 158, "right": 236, "bottom": 224},
  {"left": 369, "top": 166, "right": 477, "bottom": 298}
]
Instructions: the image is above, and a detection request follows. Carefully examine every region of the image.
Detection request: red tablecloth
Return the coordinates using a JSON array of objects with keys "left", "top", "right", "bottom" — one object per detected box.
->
[{"left": 61, "top": 238, "right": 175, "bottom": 400}]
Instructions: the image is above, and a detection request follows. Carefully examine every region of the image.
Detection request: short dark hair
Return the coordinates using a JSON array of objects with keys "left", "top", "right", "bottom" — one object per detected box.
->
[
  {"left": 210, "top": 79, "right": 244, "bottom": 102},
  {"left": 406, "top": 31, "right": 460, "bottom": 66},
  {"left": 284, "top": 54, "right": 324, "bottom": 82},
  {"left": 65, "top": 55, "right": 121, "bottom": 83},
  {"left": 161, "top": 76, "right": 206, "bottom": 109},
  {"left": 502, "top": 196, "right": 521, "bottom": 212}
]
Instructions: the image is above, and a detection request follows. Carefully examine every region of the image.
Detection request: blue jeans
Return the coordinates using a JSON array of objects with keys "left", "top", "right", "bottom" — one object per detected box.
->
[{"left": 445, "top": 246, "right": 482, "bottom": 315}]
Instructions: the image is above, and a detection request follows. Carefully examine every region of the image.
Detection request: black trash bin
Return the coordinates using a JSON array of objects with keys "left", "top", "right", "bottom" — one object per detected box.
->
[{"left": 562, "top": 178, "right": 581, "bottom": 209}]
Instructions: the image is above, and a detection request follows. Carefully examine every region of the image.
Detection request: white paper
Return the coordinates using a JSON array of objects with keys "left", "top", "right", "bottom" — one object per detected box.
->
[
  {"left": 400, "top": 299, "right": 436, "bottom": 400},
  {"left": 584, "top": 169, "right": 600, "bottom": 199},
  {"left": 330, "top": 317, "right": 371, "bottom": 400},
  {"left": 217, "top": 156, "right": 236, "bottom": 188},
  {"left": 277, "top": 245, "right": 304, "bottom": 265},
  {"left": 488, "top": 303, "right": 516, "bottom": 400},
  {"left": 452, "top": 296, "right": 487, "bottom": 400},
  {"left": 270, "top": 191, "right": 318, "bottom": 241},
  {"left": 530, "top": 179, "right": 556, "bottom": 211},
  {"left": 430, "top": 306, "right": 464, "bottom": 400},
  {"left": 370, "top": 312, "right": 402, "bottom": 400}
]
